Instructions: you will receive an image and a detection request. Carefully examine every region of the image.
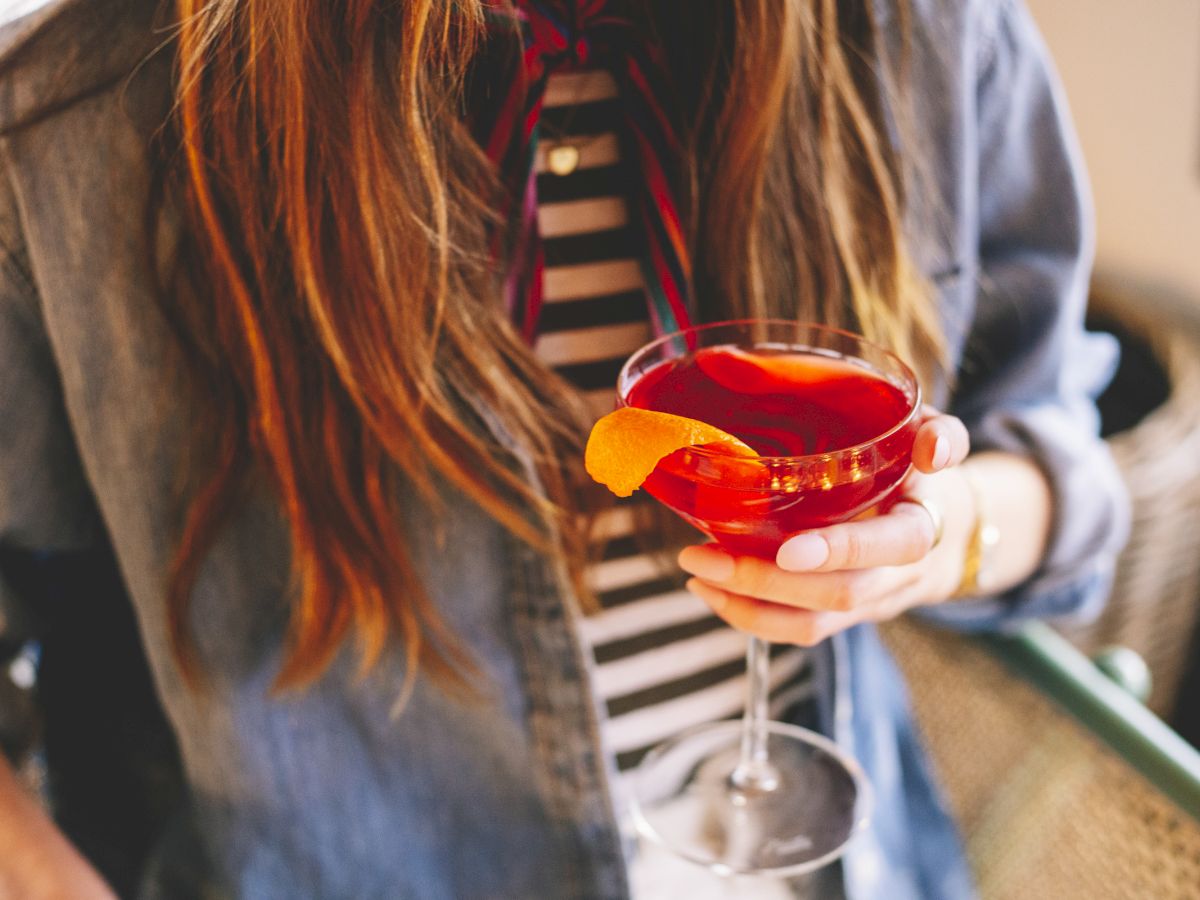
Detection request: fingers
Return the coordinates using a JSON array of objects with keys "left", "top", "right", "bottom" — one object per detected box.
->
[
  {"left": 912, "top": 409, "right": 970, "bottom": 473},
  {"left": 685, "top": 578, "right": 916, "bottom": 646},
  {"left": 775, "top": 500, "right": 939, "bottom": 573},
  {"left": 678, "top": 543, "right": 919, "bottom": 612},
  {"left": 686, "top": 579, "right": 845, "bottom": 645}
]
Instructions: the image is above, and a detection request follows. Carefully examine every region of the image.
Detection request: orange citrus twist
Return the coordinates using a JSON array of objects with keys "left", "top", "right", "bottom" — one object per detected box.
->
[{"left": 585, "top": 407, "right": 759, "bottom": 498}]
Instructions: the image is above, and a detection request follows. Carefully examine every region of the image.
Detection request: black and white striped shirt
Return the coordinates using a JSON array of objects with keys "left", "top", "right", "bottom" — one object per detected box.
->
[{"left": 531, "top": 70, "right": 815, "bottom": 781}]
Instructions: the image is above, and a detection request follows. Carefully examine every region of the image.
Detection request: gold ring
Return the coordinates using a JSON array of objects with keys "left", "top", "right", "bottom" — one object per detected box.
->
[{"left": 903, "top": 497, "right": 944, "bottom": 548}]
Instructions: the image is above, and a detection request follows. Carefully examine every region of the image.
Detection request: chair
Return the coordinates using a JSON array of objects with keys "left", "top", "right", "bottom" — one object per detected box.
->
[{"left": 883, "top": 618, "right": 1200, "bottom": 899}]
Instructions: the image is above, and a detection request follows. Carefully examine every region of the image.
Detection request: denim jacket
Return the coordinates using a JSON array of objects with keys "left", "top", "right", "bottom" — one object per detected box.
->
[{"left": 0, "top": 0, "right": 1128, "bottom": 897}]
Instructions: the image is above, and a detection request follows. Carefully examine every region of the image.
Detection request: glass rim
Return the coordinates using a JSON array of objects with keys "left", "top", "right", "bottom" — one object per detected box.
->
[{"left": 615, "top": 318, "right": 922, "bottom": 464}]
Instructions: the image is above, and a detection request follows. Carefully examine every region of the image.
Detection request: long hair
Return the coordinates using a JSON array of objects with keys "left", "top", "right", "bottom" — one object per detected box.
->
[{"left": 22, "top": 0, "right": 943, "bottom": 695}]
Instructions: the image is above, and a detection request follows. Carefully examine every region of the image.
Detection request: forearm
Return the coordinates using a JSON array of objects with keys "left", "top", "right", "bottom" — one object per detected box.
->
[{"left": 0, "top": 754, "right": 115, "bottom": 900}]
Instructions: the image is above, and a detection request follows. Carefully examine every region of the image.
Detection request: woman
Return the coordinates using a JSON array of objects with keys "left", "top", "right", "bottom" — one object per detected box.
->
[{"left": 0, "top": 0, "right": 1127, "bottom": 897}]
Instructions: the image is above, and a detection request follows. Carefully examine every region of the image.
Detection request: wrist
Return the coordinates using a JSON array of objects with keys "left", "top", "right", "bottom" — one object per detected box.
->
[{"left": 953, "top": 466, "right": 1000, "bottom": 598}]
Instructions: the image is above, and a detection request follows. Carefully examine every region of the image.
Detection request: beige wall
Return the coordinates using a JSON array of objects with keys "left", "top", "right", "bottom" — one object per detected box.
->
[{"left": 1027, "top": 0, "right": 1200, "bottom": 313}]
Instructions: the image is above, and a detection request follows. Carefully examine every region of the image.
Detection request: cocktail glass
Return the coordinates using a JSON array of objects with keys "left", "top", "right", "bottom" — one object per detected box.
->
[{"left": 615, "top": 320, "right": 921, "bottom": 877}]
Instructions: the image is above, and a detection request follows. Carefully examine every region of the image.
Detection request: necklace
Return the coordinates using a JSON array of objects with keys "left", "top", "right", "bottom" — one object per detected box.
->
[
  {"left": 546, "top": 143, "right": 583, "bottom": 176},
  {"left": 540, "top": 69, "right": 613, "bottom": 176}
]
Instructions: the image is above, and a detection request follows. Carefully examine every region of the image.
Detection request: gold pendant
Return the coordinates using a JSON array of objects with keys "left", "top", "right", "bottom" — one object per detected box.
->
[{"left": 547, "top": 143, "right": 581, "bottom": 176}]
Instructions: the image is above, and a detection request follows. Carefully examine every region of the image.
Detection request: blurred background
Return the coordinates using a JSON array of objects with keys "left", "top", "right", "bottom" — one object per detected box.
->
[{"left": 1030, "top": 0, "right": 1200, "bottom": 320}]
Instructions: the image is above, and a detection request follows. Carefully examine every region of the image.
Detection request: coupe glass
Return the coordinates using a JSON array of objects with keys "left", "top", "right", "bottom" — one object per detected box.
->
[{"left": 614, "top": 320, "right": 921, "bottom": 877}]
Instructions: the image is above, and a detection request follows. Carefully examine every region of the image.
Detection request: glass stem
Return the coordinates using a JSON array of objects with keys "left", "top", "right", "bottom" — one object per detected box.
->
[{"left": 731, "top": 636, "right": 780, "bottom": 793}]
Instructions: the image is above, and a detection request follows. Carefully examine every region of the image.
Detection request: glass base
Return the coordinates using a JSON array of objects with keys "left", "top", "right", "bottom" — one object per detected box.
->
[{"left": 628, "top": 720, "right": 872, "bottom": 878}]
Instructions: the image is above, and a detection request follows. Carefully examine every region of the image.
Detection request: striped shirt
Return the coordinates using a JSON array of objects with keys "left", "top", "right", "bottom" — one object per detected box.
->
[{"left": 531, "top": 70, "right": 815, "bottom": 780}]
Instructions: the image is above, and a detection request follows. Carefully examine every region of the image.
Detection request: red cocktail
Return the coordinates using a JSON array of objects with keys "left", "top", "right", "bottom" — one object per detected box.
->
[
  {"left": 624, "top": 344, "right": 919, "bottom": 557},
  {"left": 613, "top": 321, "right": 919, "bottom": 877}
]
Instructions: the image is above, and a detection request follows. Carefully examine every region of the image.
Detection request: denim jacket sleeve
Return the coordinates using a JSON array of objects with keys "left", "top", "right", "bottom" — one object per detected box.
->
[
  {"left": 0, "top": 143, "right": 100, "bottom": 756},
  {"left": 924, "top": 0, "right": 1130, "bottom": 632}
]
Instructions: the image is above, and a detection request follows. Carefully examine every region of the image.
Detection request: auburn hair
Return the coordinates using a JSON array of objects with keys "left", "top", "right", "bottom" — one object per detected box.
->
[{"left": 16, "top": 0, "right": 941, "bottom": 696}]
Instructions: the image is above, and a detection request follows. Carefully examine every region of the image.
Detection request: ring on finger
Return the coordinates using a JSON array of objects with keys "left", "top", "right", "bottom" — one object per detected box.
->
[{"left": 902, "top": 496, "right": 944, "bottom": 548}]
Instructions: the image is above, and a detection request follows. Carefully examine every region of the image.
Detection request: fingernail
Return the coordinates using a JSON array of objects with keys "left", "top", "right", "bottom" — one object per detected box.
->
[
  {"left": 932, "top": 433, "right": 950, "bottom": 469},
  {"left": 678, "top": 546, "right": 736, "bottom": 582},
  {"left": 686, "top": 578, "right": 727, "bottom": 612},
  {"left": 776, "top": 534, "right": 830, "bottom": 571}
]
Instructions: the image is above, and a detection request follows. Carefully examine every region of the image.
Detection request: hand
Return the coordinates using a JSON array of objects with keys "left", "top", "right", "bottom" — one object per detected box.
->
[
  {"left": 678, "top": 408, "right": 973, "bottom": 645},
  {"left": 0, "top": 756, "right": 118, "bottom": 900}
]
